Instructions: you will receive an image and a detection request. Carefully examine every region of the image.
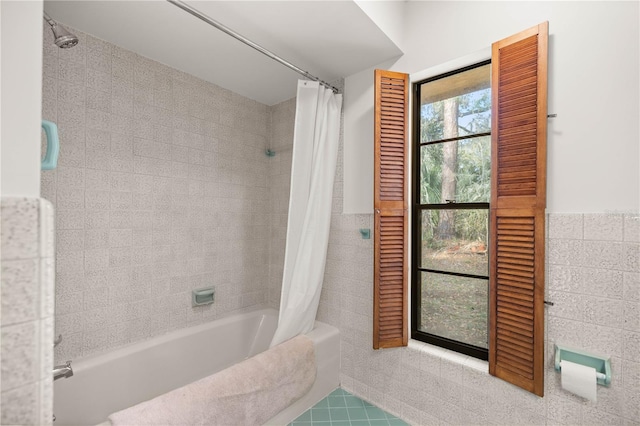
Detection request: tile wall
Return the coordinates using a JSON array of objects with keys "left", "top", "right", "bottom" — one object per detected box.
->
[
  {"left": 1, "top": 198, "right": 55, "bottom": 425},
  {"left": 330, "top": 215, "right": 639, "bottom": 425},
  {"left": 268, "top": 101, "right": 640, "bottom": 424},
  {"left": 41, "top": 25, "right": 272, "bottom": 363}
]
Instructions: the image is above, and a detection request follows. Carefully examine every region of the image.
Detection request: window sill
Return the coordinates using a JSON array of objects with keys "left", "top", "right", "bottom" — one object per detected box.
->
[{"left": 408, "top": 339, "right": 488, "bottom": 374}]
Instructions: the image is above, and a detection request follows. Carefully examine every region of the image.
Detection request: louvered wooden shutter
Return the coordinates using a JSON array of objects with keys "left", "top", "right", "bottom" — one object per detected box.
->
[
  {"left": 489, "top": 22, "right": 548, "bottom": 396},
  {"left": 373, "top": 70, "right": 409, "bottom": 349}
]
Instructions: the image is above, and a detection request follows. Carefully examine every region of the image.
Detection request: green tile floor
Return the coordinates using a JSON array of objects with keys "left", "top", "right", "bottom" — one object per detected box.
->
[{"left": 289, "top": 388, "right": 409, "bottom": 426}]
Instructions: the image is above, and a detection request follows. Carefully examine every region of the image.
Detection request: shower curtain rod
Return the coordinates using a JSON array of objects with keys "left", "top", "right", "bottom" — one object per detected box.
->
[{"left": 166, "top": 0, "right": 340, "bottom": 94}]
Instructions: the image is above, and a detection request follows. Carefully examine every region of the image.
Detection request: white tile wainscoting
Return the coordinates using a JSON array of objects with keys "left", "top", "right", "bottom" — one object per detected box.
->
[
  {"left": 1, "top": 198, "right": 55, "bottom": 425},
  {"left": 329, "top": 212, "right": 638, "bottom": 425}
]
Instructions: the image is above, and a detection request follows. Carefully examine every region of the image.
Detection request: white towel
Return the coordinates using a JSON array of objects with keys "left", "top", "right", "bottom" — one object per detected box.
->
[{"left": 108, "top": 335, "right": 316, "bottom": 426}]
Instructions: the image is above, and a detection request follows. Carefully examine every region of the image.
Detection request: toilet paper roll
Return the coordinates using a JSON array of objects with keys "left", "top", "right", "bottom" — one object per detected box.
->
[{"left": 561, "top": 360, "right": 597, "bottom": 402}]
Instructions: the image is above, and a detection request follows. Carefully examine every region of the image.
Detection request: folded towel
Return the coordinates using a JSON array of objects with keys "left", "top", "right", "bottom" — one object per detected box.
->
[{"left": 108, "top": 335, "right": 316, "bottom": 426}]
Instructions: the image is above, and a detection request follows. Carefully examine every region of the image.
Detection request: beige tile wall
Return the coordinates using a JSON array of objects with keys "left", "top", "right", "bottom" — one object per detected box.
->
[
  {"left": 41, "top": 25, "right": 271, "bottom": 363},
  {"left": 1, "top": 198, "right": 55, "bottom": 425}
]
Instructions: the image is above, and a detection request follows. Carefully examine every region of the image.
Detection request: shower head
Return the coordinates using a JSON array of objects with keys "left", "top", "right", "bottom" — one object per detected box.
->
[{"left": 43, "top": 12, "right": 78, "bottom": 49}]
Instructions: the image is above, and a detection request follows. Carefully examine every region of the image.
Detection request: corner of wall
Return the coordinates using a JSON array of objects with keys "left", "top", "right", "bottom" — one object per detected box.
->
[{"left": 0, "top": 0, "right": 44, "bottom": 198}]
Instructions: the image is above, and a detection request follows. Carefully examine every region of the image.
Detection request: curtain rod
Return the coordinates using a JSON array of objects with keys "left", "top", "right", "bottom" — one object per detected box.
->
[{"left": 166, "top": 0, "right": 340, "bottom": 94}]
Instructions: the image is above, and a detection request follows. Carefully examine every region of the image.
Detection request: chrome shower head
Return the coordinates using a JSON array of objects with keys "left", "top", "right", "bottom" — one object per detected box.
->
[
  {"left": 43, "top": 12, "right": 78, "bottom": 49},
  {"left": 51, "top": 24, "right": 79, "bottom": 49}
]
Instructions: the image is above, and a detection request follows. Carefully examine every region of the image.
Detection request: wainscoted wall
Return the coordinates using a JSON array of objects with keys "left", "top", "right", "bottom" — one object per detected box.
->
[
  {"left": 0, "top": 198, "right": 55, "bottom": 425},
  {"left": 41, "top": 25, "right": 272, "bottom": 363},
  {"left": 268, "top": 100, "right": 639, "bottom": 424},
  {"left": 333, "top": 213, "right": 639, "bottom": 425}
]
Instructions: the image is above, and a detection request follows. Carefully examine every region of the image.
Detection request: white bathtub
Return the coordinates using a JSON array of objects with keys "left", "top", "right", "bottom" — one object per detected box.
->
[{"left": 53, "top": 308, "right": 340, "bottom": 425}]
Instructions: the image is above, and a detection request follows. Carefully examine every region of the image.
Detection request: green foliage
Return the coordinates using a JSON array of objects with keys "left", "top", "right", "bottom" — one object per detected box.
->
[{"left": 419, "top": 89, "right": 491, "bottom": 244}]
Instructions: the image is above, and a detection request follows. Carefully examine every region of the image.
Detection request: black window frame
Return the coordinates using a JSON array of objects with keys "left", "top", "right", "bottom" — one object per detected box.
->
[{"left": 410, "top": 59, "right": 492, "bottom": 361}]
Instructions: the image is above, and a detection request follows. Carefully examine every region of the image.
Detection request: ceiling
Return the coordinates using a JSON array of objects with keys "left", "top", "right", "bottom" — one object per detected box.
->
[{"left": 44, "top": 1, "right": 403, "bottom": 105}]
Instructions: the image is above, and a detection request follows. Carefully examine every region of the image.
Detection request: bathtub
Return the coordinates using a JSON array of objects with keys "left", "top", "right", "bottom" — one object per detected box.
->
[{"left": 53, "top": 308, "right": 340, "bottom": 425}]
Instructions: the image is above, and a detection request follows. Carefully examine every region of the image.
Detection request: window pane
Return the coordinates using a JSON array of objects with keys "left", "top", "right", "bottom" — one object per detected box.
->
[
  {"left": 420, "top": 209, "right": 488, "bottom": 276},
  {"left": 419, "top": 63, "right": 491, "bottom": 143},
  {"left": 419, "top": 136, "right": 490, "bottom": 204},
  {"left": 413, "top": 61, "right": 491, "bottom": 358},
  {"left": 419, "top": 272, "right": 488, "bottom": 349}
]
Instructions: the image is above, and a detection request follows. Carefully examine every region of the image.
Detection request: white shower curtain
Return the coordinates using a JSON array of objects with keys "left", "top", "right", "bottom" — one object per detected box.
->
[{"left": 270, "top": 80, "right": 342, "bottom": 347}]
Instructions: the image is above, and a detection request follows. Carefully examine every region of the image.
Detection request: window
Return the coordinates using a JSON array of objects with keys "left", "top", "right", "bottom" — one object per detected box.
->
[
  {"left": 411, "top": 61, "right": 491, "bottom": 360},
  {"left": 373, "top": 22, "right": 548, "bottom": 396}
]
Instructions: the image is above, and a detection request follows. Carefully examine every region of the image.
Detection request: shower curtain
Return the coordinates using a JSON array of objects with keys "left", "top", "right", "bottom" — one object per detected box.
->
[{"left": 270, "top": 80, "right": 342, "bottom": 347}]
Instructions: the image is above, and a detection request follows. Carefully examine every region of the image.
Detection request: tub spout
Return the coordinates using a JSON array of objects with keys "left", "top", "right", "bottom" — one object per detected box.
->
[{"left": 53, "top": 361, "right": 73, "bottom": 381}]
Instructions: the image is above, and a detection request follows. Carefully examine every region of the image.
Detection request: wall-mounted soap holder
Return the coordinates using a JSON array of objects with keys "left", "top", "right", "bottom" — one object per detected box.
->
[
  {"left": 554, "top": 344, "right": 611, "bottom": 386},
  {"left": 192, "top": 287, "right": 215, "bottom": 306},
  {"left": 359, "top": 228, "right": 370, "bottom": 239}
]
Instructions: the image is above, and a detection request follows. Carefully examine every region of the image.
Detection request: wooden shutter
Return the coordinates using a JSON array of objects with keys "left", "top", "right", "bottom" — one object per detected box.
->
[
  {"left": 489, "top": 22, "right": 548, "bottom": 396},
  {"left": 373, "top": 70, "right": 409, "bottom": 349}
]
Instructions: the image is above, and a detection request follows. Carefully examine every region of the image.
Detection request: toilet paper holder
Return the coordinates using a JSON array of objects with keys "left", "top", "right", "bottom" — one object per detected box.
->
[{"left": 554, "top": 344, "right": 611, "bottom": 386}]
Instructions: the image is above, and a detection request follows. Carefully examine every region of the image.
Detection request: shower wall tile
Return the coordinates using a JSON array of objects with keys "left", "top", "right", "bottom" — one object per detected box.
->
[
  {"left": 42, "top": 28, "right": 271, "bottom": 363},
  {"left": 624, "top": 214, "right": 640, "bottom": 242},
  {"left": 58, "top": 60, "right": 85, "bottom": 85},
  {"left": 0, "top": 198, "right": 55, "bottom": 426},
  {"left": 623, "top": 272, "right": 640, "bottom": 302},
  {"left": 87, "top": 68, "right": 112, "bottom": 93}
]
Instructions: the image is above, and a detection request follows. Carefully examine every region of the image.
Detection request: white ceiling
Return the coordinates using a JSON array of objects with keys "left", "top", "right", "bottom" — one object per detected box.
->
[{"left": 44, "top": 0, "right": 403, "bottom": 105}]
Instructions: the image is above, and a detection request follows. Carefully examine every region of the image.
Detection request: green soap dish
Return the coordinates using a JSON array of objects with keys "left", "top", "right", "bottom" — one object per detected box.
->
[
  {"left": 554, "top": 344, "right": 611, "bottom": 386},
  {"left": 192, "top": 287, "right": 215, "bottom": 306}
]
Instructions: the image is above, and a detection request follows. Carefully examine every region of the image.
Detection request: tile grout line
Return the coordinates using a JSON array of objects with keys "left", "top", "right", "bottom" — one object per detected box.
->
[{"left": 342, "top": 393, "right": 351, "bottom": 426}]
